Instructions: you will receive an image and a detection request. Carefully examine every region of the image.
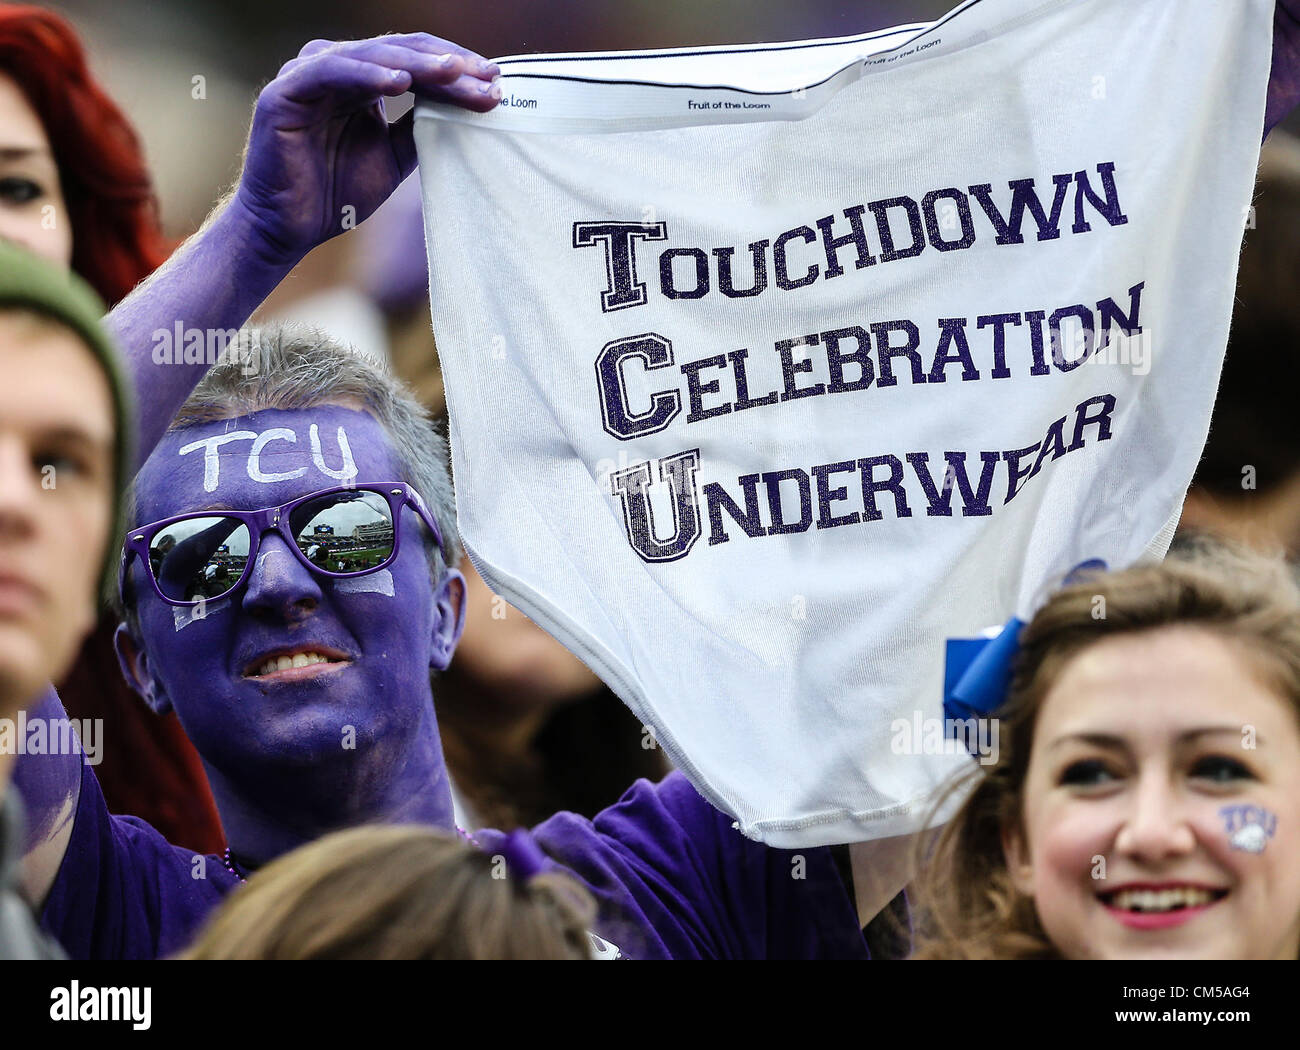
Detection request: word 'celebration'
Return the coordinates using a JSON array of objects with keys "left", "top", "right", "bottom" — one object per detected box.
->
[{"left": 572, "top": 162, "right": 1138, "bottom": 563}]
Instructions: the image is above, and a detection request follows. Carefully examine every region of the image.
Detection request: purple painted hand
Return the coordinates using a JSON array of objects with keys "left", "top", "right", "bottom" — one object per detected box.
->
[
  {"left": 1270, "top": 0, "right": 1300, "bottom": 135},
  {"left": 110, "top": 33, "right": 501, "bottom": 465},
  {"left": 233, "top": 33, "right": 501, "bottom": 266}
]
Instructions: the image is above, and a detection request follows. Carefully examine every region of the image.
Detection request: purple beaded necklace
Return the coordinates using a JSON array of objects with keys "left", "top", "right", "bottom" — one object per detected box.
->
[
  {"left": 221, "top": 826, "right": 483, "bottom": 884},
  {"left": 222, "top": 847, "right": 247, "bottom": 884}
]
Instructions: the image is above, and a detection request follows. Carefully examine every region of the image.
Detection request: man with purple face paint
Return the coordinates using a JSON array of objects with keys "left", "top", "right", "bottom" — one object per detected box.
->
[
  {"left": 20, "top": 330, "right": 461, "bottom": 948},
  {"left": 117, "top": 400, "right": 464, "bottom": 868},
  {"left": 18, "top": 15, "right": 1300, "bottom": 960}
]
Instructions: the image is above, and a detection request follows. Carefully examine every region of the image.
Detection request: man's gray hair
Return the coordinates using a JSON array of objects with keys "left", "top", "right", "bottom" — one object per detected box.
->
[{"left": 118, "top": 322, "right": 459, "bottom": 619}]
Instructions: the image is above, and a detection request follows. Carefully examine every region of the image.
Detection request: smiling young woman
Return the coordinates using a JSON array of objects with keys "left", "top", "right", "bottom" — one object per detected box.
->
[{"left": 911, "top": 540, "right": 1300, "bottom": 960}]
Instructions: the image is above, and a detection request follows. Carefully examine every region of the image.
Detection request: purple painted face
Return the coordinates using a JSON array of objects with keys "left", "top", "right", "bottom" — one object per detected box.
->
[{"left": 121, "top": 406, "right": 461, "bottom": 850}]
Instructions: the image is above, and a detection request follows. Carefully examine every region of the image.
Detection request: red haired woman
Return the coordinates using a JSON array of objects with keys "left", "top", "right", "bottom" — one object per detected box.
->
[{"left": 0, "top": 4, "right": 223, "bottom": 851}]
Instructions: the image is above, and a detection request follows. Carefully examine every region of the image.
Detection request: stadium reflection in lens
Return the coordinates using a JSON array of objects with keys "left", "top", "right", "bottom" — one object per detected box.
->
[
  {"left": 290, "top": 491, "right": 395, "bottom": 575},
  {"left": 150, "top": 517, "right": 251, "bottom": 602}
]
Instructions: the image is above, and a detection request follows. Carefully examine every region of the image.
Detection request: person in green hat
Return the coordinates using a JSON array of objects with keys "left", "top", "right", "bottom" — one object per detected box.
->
[{"left": 0, "top": 239, "right": 132, "bottom": 958}]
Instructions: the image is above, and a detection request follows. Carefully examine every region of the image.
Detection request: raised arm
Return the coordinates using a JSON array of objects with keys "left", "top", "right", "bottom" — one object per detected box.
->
[{"left": 111, "top": 33, "right": 502, "bottom": 467}]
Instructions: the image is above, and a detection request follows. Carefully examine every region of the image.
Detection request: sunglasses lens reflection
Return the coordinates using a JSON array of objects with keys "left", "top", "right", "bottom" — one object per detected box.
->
[
  {"left": 149, "top": 518, "right": 251, "bottom": 603},
  {"left": 289, "top": 491, "right": 395, "bottom": 575}
]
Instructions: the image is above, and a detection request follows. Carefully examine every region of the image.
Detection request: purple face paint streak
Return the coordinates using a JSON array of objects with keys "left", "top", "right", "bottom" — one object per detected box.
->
[{"left": 128, "top": 407, "right": 457, "bottom": 865}]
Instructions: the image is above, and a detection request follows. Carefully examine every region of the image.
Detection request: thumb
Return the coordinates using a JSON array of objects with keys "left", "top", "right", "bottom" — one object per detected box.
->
[{"left": 389, "top": 107, "right": 418, "bottom": 182}]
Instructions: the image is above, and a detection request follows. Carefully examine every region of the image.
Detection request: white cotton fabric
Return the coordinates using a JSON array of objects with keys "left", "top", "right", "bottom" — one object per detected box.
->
[{"left": 414, "top": 0, "right": 1273, "bottom": 847}]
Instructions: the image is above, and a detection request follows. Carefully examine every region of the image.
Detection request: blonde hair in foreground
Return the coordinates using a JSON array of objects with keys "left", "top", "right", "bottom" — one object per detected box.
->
[
  {"left": 179, "top": 825, "right": 596, "bottom": 960},
  {"left": 910, "top": 540, "right": 1300, "bottom": 959}
]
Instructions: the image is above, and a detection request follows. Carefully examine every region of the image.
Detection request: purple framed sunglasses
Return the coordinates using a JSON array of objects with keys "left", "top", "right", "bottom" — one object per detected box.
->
[{"left": 119, "top": 482, "right": 446, "bottom": 607}]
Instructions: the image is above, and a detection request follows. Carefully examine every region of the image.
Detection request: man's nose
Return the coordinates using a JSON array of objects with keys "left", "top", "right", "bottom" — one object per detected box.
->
[{"left": 241, "top": 531, "right": 322, "bottom": 621}]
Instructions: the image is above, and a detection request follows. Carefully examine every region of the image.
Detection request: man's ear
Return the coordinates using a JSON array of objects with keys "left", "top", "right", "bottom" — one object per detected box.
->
[
  {"left": 112, "top": 622, "right": 173, "bottom": 716},
  {"left": 1001, "top": 819, "right": 1035, "bottom": 897},
  {"left": 429, "top": 568, "right": 467, "bottom": 671}
]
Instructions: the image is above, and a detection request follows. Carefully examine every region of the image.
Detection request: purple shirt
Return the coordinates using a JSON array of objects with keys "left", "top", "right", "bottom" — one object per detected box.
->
[
  {"left": 41, "top": 765, "right": 866, "bottom": 959},
  {"left": 41, "top": 762, "right": 239, "bottom": 960},
  {"left": 476, "top": 772, "right": 870, "bottom": 960}
]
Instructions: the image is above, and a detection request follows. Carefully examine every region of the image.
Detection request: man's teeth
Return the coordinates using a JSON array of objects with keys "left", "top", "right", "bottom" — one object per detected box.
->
[
  {"left": 256, "top": 652, "right": 335, "bottom": 676},
  {"left": 1109, "top": 887, "right": 1217, "bottom": 913}
]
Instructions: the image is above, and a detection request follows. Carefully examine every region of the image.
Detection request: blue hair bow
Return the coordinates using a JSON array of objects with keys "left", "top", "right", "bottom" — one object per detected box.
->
[
  {"left": 942, "top": 559, "right": 1107, "bottom": 727},
  {"left": 943, "top": 615, "right": 1026, "bottom": 724}
]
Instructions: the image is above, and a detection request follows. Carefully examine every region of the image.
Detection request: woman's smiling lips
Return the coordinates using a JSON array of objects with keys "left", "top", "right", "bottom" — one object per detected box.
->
[
  {"left": 241, "top": 645, "right": 352, "bottom": 682},
  {"left": 1098, "top": 881, "right": 1230, "bottom": 930}
]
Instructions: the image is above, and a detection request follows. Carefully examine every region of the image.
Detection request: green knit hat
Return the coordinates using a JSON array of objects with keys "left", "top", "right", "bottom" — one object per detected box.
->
[{"left": 0, "top": 240, "right": 135, "bottom": 600}]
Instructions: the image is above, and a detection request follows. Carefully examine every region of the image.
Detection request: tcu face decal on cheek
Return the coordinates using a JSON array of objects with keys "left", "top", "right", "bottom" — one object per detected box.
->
[
  {"left": 177, "top": 423, "right": 357, "bottom": 492},
  {"left": 1219, "top": 804, "right": 1277, "bottom": 854},
  {"left": 333, "top": 569, "right": 396, "bottom": 597},
  {"left": 173, "top": 597, "right": 232, "bottom": 632}
]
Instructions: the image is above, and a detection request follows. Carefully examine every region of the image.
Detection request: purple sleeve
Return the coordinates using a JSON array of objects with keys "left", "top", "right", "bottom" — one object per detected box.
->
[
  {"left": 39, "top": 762, "right": 238, "bottom": 960},
  {"left": 1269, "top": 0, "right": 1300, "bottom": 136},
  {"left": 477, "top": 772, "right": 868, "bottom": 960}
]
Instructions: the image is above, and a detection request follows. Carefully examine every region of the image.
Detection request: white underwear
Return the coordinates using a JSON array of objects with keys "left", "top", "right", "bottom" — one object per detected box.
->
[{"left": 413, "top": 0, "right": 1272, "bottom": 846}]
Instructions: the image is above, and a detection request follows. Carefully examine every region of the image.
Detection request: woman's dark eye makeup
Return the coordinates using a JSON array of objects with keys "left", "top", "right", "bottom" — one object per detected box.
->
[
  {"left": 1058, "top": 753, "right": 1255, "bottom": 789},
  {"left": 0, "top": 175, "right": 44, "bottom": 204},
  {"left": 1189, "top": 754, "right": 1254, "bottom": 783},
  {"left": 1059, "top": 757, "right": 1118, "bottom": 787}
]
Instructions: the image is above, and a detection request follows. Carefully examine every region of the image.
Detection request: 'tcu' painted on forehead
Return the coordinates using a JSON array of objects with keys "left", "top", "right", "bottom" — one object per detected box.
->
[{"left": 177, "top": 423, "right": 358, "bottom": 492}]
